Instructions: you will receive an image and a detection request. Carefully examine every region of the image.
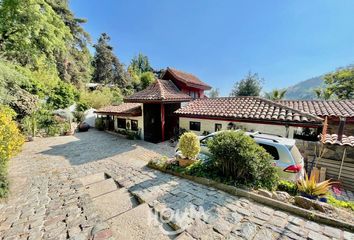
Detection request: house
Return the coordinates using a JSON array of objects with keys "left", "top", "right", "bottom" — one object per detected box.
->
[
  {"left": 277, "top": 100, "right": 354, "bottom": 140},
  {"left": 94, "top": 103, "right": 143, "bottom": 136},
  {"left": 95, "top": 68, "right": 210, "bottom": 143},
  {"left": 174, "top": 97, "right": 323, "bottom": 139},
  {"left": 96, "top": 68, "right": 347, "bottom": 143},
  {"left": 161, "top": 67, "right": 211, "bottom": 99}
]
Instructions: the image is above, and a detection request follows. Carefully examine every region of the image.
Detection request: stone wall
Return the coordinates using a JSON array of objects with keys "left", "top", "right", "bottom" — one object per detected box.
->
[{"left": 296, "top": 140, "right": 354, "bottom": 191}]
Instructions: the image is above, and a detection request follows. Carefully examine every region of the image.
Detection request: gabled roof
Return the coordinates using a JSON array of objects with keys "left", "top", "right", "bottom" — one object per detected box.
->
[
  {"left": 95, "top": 103, "right": 142, "bottom": 116},
  {"left": 277, "top": 100, "right": 354, "bottom": 118},
  {"left": 162, "top": 67, "right": 212, "bottom": 90},
  {"left": 124, "top": 79, "right": 192, "bottom": 103},
  {"left": 175, "top": 97, "right": 323, "bottom": 126}
]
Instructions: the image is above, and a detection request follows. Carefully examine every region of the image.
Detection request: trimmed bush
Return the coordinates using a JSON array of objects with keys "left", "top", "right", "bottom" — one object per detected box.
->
[
  {"left": 208, "top": 131, "right": 278, "bottom": 189},
  {"left": 178, "top": 132, "right": 201, "bottom": 160}
]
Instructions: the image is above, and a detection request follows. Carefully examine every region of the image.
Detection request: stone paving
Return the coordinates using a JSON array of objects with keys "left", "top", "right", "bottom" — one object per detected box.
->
[{"left": 0, "top": 130, "right": 353, "bottom": 240}]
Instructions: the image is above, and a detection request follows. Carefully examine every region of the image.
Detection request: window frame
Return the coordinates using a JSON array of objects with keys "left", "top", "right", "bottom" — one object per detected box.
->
[{"left": 189, "top": 121, "right": 201, "bottom": 131}]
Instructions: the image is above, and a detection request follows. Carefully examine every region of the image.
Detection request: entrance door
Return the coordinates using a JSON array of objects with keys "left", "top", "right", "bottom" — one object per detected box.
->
[{"left": 143, "top": 104, "right": 161, "bottom": 143}]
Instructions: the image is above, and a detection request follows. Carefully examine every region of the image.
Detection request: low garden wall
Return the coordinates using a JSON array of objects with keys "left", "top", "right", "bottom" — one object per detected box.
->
[{"left": 296, "top": 140, "right": 354, "bottom": 191}]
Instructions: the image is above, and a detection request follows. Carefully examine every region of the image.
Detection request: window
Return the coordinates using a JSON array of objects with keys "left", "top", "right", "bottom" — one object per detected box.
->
[
  {"left": 258, "top": 143, "right": 279, "bottom": 160},
  {"left": 215, "top": 123, "right": 222, "bottom": 132},
  {"left": 189, "top": 121, "right": 201, "bottom": 131},
  {"left": 131, "top": 120, "right": 138, "bottom": 131},
  {"left": 189, "top": 91, "right": 199, "bottom": 99},
  {"left": 117, "top": 118, "right": 126, "bottom": 129}
]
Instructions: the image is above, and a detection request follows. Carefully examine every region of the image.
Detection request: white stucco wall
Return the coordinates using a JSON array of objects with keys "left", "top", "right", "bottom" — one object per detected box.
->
[
  {"left": 179, "top": 117, "right": 296, "bottom": 138},
  {"left": 113, "top": 113, "right": 144, "bottom": 139}
]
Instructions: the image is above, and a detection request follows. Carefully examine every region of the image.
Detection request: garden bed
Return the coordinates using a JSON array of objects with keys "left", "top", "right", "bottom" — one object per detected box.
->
[{"left": 148, "top": 157, "right": 354, "bottom": 232}]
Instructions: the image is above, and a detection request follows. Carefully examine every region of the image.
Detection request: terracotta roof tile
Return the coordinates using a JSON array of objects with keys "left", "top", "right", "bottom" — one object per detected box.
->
[
  {"left": 95, "top": 103, "right": 142, "bottom": 116},
  {"left": 165, "top": 67, "right": 211, "bottom": 90},
  {"left": 125, "top": 79, "right": 192, "bottom": 103},
  {"left": 321, "top": 134, "right": 354, "bottom": 147},
  {"left": 175, "top": 97, "right": 323, "bottom": 125},
  {"left": 277, "top": 100, "right": 354, "bottom": 118}
]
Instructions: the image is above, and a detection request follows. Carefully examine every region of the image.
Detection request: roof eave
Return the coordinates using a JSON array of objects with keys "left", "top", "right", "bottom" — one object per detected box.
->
[{"left": 175, "top": 113, "right": 323, "bottom": 127}]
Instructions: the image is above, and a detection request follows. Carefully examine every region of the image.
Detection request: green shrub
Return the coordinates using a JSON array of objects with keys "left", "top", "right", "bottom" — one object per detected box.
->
[
  {"left": 76, "top": 100, "right": 90, "bottom": 112},
  {"left": 73, "top": 111, "right": 85, "bottom": 123},
  {"left": 178, "top": 132, "right": 201, "bottom": 160},
  {"left": 95, "top": 118, "right": 104, "bottom": 130},
  {"left": 277, "top": 180, "right": 298, "bottom": 196},
  {"left": 47, "top": 81, "right": 78, "bottom": 109},
  {"left": 80, "top": 87, "right": 123, "bottom": 109},
  {"left": 126, "top": 130, "right": 140, "bottom": 140},
  {"left": 327, "top": 195, "right": 354, "bottom": 211},
  {"left": 148, "top": 156, "right": 176, "bottom": 171},
  {"left": 208, "top": 131, "right": 278, "bottom": 189},
  {"left": 21, "top": 114, "right": 38, "bottom": 137}
]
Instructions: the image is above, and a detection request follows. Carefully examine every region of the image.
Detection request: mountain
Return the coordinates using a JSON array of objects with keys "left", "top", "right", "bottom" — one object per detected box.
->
[{"left": 284, "top": 76, "right": 323, "bottom": 100}]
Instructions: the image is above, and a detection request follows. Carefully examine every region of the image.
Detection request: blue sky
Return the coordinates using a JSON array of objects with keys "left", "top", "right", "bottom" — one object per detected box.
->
[{"left": 71, "top": 0, "right": 354, "bottom": 96}]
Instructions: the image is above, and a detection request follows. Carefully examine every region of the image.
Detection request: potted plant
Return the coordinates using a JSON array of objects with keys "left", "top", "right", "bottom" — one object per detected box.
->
[
  {"left": 177, "top": 132, "right": 201, "bottom": 167},
  {"left": 297, "top": 172, "right": 334, "bottom": 202}
]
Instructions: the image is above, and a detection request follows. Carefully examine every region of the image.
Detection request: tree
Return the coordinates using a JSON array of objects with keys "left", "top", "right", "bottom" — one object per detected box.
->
[
  {"left": 265, "top": 89, "right": 287, "bottom": 100},
  {"left": 47, "top": 81, "right": 78, "bottom": 109},
  {"left": 0, "top": 0, "right": 72, "bottom": 68},
  {"left": 129, "top": 53, "right": 153, "bottom": 75},
  {"left": 208, "top": 88, "right": 220, "bottom": 98},
  {"left": 323, "top": 67, "right": 354, "bottom": 99},
  {"left": 45, "top": 0, "right": 92, "bottom": 86},
  {"left": 92, "top": 33, "right": 129, "bottom": 88},
  {"left": 314, "top": 87, "right": 333, "bottom": 100},
  {"left": 230, "top": 72, "right": 262, "bottom": 97},
  {"left": 140, "top": 72, "right": 156, "bottom": 89}
]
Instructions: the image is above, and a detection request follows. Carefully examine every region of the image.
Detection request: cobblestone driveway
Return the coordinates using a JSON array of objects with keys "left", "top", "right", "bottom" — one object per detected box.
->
[{"left": 0, "top": 130, "right": 353, "bottom": 240}]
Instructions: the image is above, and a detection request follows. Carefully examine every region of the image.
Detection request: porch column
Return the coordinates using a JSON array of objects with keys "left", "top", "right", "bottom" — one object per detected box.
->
[{"left": 161, "top": 103, "right": 165, "bottom": 142}]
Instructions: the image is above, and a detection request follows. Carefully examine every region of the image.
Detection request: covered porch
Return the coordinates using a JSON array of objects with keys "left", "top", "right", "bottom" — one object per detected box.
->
[{"left": 125, "top": 79, "right": 192, "bottom": 143}]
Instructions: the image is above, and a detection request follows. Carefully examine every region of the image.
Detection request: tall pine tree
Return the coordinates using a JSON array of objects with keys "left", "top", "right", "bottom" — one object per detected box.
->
[
  {"left": 92, "top": 33, "right": 129, "bottom": 88},
  {"left": 45, "top": 0, "right": 92, "bottom": 86}
]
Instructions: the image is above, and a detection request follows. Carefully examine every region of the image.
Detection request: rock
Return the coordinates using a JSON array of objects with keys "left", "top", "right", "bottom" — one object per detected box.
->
[
  {"left": 272, "top": 191, "right": 292, "bottom": 202},
  {"left": 78, "top": 122, "right": 90, "bottom": 132},
  {"left": 258, "top": 189, "right": 272, "bottom": 198},
  {"left": 294, "top": 196, "right": 314, "bottom": 210},
  {"left": 312, "top": 201, "right": 334, "bottom": 213}
]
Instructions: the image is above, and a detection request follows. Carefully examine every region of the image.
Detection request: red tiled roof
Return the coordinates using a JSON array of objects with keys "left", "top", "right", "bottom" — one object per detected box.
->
[
  {"left": 175, "top": 97, "right": 323, "bottom": 125},
  {"left": 95, "top": 103, "right": 142, "bottom": 116},
  {"left": 277, "top": 100, "right": 354, "bottom": 118},
  {"left": 124, "top": 79, "right": 192, "bottom": 103},
  {"left": 321, "top": 134, "right": 354, "bottom": 147},
  {"left": 164, "top": 67, "right": 212, "bottom": 90}
]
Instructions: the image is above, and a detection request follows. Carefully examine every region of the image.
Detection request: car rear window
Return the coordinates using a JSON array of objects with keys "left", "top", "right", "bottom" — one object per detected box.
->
[
  {"left": 258, "top": 143, "right": 279, "bottom": 160},
  {"left": 290, "top": 146, "right": 303, "bottom": 164}
]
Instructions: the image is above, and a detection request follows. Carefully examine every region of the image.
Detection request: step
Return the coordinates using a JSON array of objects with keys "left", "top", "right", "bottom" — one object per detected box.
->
[
  {"left": 93, "top": 188, "right": 138, "bottom": 221},
  {"left": 84, "top": 178, "right": 119, "bottom": 198},
  {"left": 80, "top": 172, "right": 107, "bottom": 186},
  {"left": 108, "top": 203, "right": 173, "bottom": 240}
]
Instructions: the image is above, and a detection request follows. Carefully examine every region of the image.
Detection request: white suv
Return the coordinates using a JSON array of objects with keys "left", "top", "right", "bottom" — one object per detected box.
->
[{"left": 178, "top": 131, "right": 305, "bottom": 181}]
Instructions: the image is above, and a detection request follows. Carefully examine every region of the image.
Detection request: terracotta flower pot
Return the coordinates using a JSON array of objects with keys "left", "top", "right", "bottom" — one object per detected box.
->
[{"left": 178, "top": 158, "right": 196, "bottom": 167}]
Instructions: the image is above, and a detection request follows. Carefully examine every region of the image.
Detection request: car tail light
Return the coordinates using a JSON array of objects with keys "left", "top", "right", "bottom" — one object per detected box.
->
[{"left": 284, "top": 164, "right": 302, "bottom": 173}]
